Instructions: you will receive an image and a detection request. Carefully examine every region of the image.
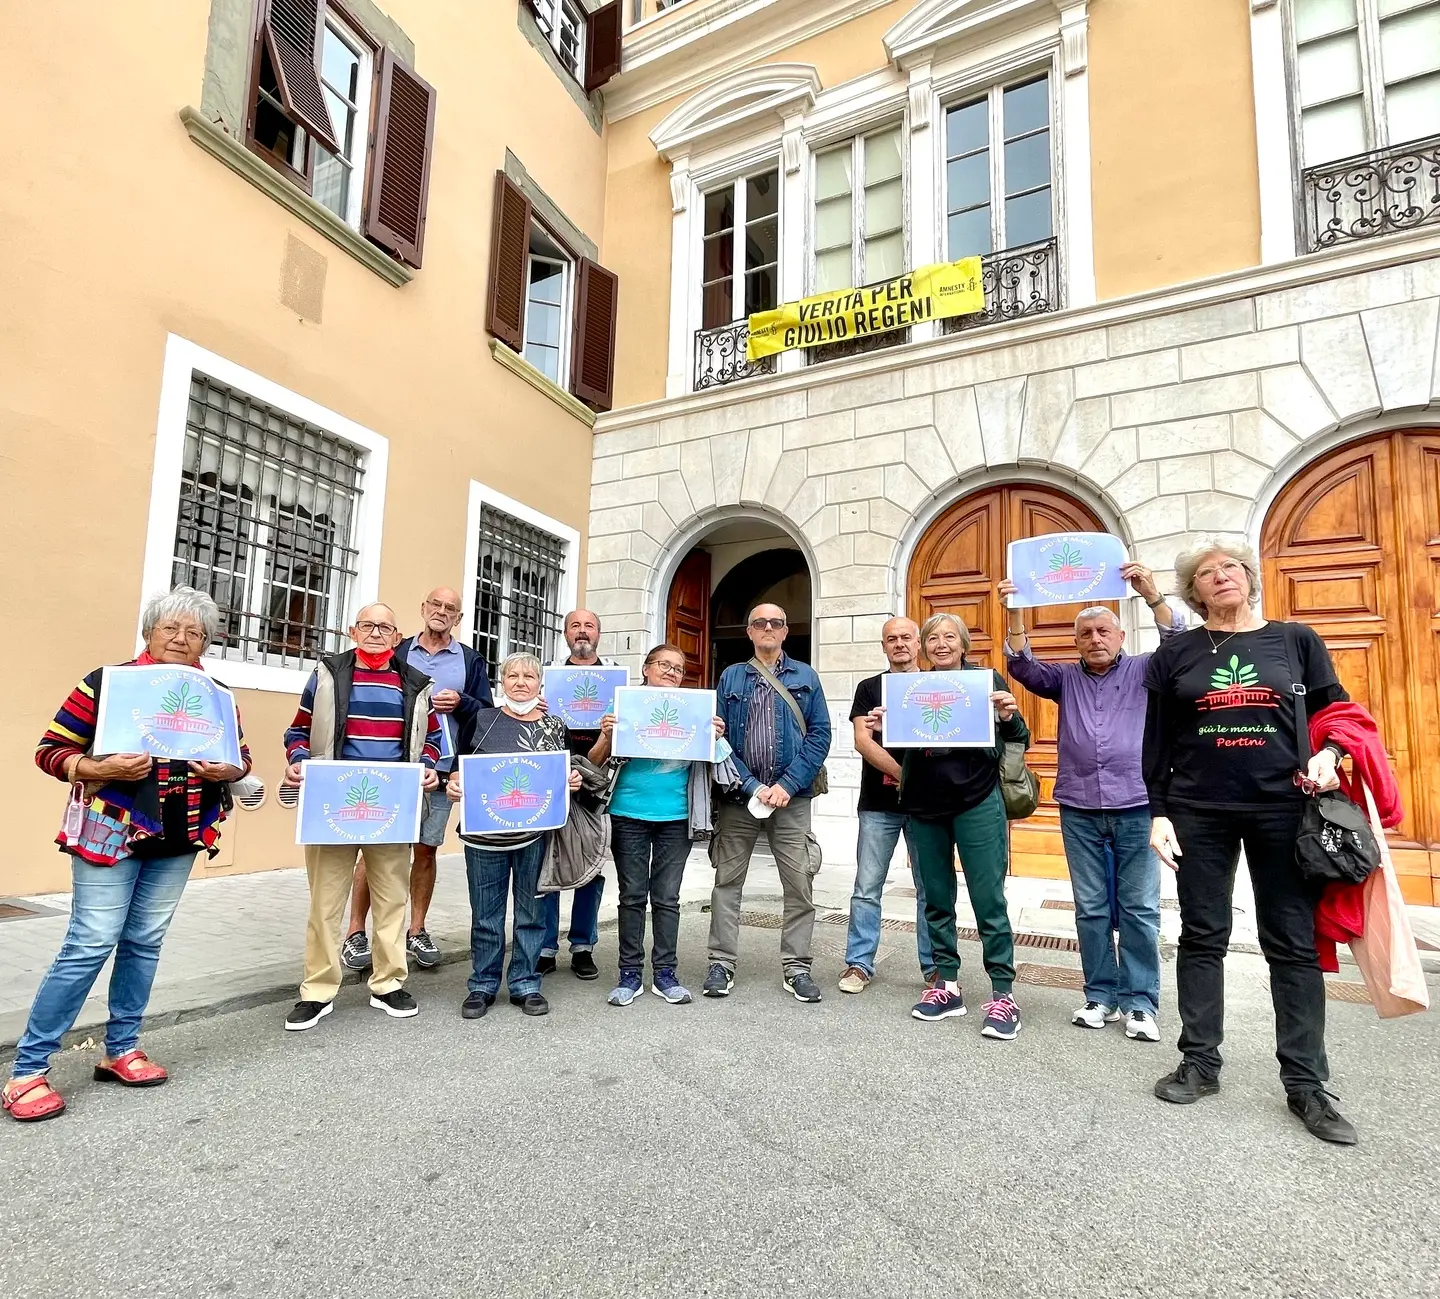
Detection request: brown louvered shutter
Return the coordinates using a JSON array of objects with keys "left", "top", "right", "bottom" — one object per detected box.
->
[
  {"left": 485, "top": 173, "right": 532, "bottom": 352},
  {"left": 259, "top": 0, "right": 339, "bottom": 154},
  {"left": 584, "top": 1, "right": 623, "bottom": 92},
  {"left": 364, "top": 49, "right": 437, "bottom": 268},
  {"left": 571, "top": 258, "right": 619, "bottom": 412}
]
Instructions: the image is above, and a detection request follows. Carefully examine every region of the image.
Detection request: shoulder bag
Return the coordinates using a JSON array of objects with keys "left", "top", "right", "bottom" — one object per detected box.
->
[{"left": 1280, "top": 622, "right": 1379, "bottom": 886}]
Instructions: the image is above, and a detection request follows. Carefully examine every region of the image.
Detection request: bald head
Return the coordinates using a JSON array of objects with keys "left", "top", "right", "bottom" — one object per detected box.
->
[
  {"left": 421, "top": 587, "right": 463, "bottom": 642},
  {"left": 880, "top": 616, "right": 920, "bottom": 671}
]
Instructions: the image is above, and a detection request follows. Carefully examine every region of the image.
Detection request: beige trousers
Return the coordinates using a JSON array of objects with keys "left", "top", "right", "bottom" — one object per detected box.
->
[{"left": 301, "top": 843, "right": 412, "bottom": 1003}]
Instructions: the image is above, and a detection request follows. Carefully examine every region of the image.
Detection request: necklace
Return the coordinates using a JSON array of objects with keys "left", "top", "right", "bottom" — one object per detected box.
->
[{"left": 1206, "top": 626, "right": 1248, "bottom": 654}]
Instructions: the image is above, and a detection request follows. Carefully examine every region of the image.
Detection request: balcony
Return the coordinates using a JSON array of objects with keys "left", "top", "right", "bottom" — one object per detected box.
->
[
  {"left": 690, "top": 237, "right": 1062, "bottom": 390},
  {"left": 1302, "top": 133, "right": 1440, "bottom": 253}
]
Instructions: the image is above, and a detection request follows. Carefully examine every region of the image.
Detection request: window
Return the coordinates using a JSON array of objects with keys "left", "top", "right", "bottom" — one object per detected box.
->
[
  {"left": 1293, "top": 0, "right": 1440, "bottom": 165},
  {"left": 524, "top": 225, "right": 573, "bottom": 385},
  {"left": 531, "top": 0, "right": 587, "bottom": 79},
  {"left": 700, "top": 168, "right": 780, "bottom": 329},
  {"left": 813, "top": 125, "right": 904, "bottom": 292},
  {"left": 312, "top": 13, "right": 374, "bottom": 229},
  {"left": 172, "top": 373, "right": 365, "bottom": 669},
  {"left": 472, "top": 505, "right": 568, "bottom": 681},
  {"left": 245, "top": 1, "right": 437, "bottom": 267},
  {"left": 944, "top": 73, "right": 1054, "bottom": 258}
]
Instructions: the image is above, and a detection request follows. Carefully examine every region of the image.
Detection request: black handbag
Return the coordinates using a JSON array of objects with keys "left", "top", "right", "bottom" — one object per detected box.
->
[{"left": 1280, "top": 623, "right": 1380, "bottom": 886}]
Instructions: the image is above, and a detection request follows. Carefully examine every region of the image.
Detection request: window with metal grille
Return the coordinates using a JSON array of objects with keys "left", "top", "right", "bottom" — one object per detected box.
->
[
  {"left": 172, "top": 373, "right": 365, "bottom": 669},
  {"left": 472, "top": 506, "right": 567, "bottom": 681}
]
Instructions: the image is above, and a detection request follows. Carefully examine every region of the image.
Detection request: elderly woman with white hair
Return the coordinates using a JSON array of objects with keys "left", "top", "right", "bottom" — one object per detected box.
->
[
  {"left": 447, "top": 652, "right": 583, "bottom": 1020},
  {"left": 3, "top": 587, "right": 250, "bottom": 1123},
  {"left": 1143, "top": 540, "right": 1357, "bottom": 1144},
  {"left": 866, "top": 611, "right": 1031, "bottom": 1041}
]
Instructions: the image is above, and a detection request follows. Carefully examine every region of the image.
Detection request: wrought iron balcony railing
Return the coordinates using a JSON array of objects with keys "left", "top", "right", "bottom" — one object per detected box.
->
[
  {"left": 942, "top": 236, "right": 1062, "bottom": 335},
  {"left": 691, "top": 237, "right": 1062, "bottom": 390},
  {"left": 1302, "top": 133, "right": 1440, "bottom": 252},
  {"left": 693, "top": 319, "right": 777, "bottom": 391}
]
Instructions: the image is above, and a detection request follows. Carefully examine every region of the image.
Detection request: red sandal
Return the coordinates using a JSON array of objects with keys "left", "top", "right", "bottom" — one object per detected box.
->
[
  {"left": 93, "top": 1049, "right": 168, "bottom": 1087},
  {"left": 2, "top": 1076, "right": 66, "bottom": 1122}
]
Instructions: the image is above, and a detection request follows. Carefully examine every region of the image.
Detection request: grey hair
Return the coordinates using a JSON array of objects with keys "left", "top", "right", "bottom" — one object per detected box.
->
[
  {"left": 141, "top": 586, "right": 221, "bottom": 646},
  {"left": 498, "top": 652, "right": 543, "bottom": 683},
  {"left": 1074, "top": 605, "right": 1122, "bottom": 629},
  {"left": 919, "top": 611, "right": 971, "bottom": 653},
  {"left": 1174, "top": 539, "right": 1261, "bottom": 617}
]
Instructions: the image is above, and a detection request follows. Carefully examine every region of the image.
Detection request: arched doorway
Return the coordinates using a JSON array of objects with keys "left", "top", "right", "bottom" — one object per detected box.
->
[
  {"left": 663, "top": 518, "right": 813, "bottom": 688},
  {"left": 907, "top": 482, "right": 1118, "bottom": 879},
  {"left": 1261, "top": 429, "right": 1440, "bottom": 905}
]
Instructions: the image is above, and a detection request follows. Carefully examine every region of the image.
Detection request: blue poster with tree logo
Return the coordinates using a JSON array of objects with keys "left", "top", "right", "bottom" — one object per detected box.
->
[
  {"left": 1005, "top": 532, "right": 1130, "bottom": 608},
  {"left": 94, "top": 664, "right": 243, "bottom": 767},
  {"left": 294, "top": 761, "right": 425, "bottom": 845},
  {"left": 457, "top": 751, "right": 570, "bottom": 836},
  {"left": 881, "top": 671, "right": 996, "bottom": 749},
  {"left": 612, "top": 686, "right": 717, "bottom": 763},
  {"left": 542, "top": 666, "right": 629, "bottom": 730}
]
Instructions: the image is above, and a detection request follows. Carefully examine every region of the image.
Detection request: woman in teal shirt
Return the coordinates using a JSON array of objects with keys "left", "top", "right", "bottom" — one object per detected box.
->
[{"left": 589, "top": 644, "right": 726, "bottom": 1007}]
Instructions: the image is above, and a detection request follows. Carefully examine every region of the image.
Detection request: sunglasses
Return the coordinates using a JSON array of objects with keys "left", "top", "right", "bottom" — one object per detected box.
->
[{"left": 749, "top": 618, "right": 787, "bottom": 630}]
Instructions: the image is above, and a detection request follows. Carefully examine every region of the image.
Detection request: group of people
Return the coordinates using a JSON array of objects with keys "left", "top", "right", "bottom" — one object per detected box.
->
[{"left": 4, "top": 541, "right": 1387, "bottom": 1146}]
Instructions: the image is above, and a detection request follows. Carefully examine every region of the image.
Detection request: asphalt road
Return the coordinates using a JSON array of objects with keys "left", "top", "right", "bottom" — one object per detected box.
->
[{"left": 3, "top": 916, "right": 1437, "bottom": 1299}]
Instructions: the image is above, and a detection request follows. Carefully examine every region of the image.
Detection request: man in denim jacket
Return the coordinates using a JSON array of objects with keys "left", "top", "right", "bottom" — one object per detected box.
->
[{"left": 703, "top": 603, "right": 832, "bottom": 1003}]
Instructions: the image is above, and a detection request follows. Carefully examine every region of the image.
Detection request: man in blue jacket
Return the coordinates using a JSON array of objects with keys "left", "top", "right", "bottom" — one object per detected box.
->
[
  {"left": 341, "top": 588, "right": 493, "bottom": 972},
  {"left": 704, "top": 603, "right": 831, "bottom": 1003}
]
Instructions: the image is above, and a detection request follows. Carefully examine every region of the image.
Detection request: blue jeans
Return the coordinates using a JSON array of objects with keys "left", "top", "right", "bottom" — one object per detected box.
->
[
  {"left": 1059, "top": 806, "right": 1161, "bottom": 1015},
  {"left": 12, "top": 851, "right": 196, "bottom": 1077},
  {"left": 843, "top": 811, "right": 934, "bottom": 977},
  {"left": 465, "top": 840, "right": 548, "bottom": 998},
  {"left": 540, "top": 873, "right": 604, "bottom": 957}
]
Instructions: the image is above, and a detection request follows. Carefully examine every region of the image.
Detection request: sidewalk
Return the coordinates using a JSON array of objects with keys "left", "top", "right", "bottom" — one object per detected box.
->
[{"left": 3, "top": 850, "right": 1436, "bottom": 1051}]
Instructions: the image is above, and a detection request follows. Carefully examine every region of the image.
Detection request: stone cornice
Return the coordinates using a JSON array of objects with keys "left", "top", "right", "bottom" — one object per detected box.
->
[
  {"left": 649, "top": 62, "right": 821, "bottom": 160},
  {"left": 489, "top": 339, "right": 598, "bottom": 428}
]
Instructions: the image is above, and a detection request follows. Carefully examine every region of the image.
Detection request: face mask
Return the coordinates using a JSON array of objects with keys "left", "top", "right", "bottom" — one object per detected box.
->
[{"left": 505, "top": 692, "right": 542, "bottom": 716}]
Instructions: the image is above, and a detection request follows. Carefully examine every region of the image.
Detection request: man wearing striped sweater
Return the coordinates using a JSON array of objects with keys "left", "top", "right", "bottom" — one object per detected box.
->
[{"left": 282, "top": 604, "right": 442, "bottom": 1031}]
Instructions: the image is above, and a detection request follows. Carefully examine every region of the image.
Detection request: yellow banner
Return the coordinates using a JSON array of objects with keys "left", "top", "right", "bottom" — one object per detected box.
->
[{"left": 745, "top": 258, "right": 985, "bottom": 362}]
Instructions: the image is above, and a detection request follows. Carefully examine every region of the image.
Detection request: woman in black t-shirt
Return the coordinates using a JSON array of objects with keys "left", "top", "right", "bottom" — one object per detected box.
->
[{"left": 1142, "top": 541, "right": 1355, "bottom": 1144}]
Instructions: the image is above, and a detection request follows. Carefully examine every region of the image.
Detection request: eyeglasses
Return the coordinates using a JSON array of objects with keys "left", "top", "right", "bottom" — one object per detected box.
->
[
  {"left": 355, "top": 621, "right": 397, "bottom": 637},
  {"left": 651, "top": 660, "right": 686, "bottom": 678},
  {"left": 424, "top": 600, "right": 460, "bottom": 615},
  {"left": 1195, "top": 560, "right": 1244, "bottom": 582},
  {"left": 749, "top": 618, "right": 787, "bottom": 630},
  {"left": 155, "top": 623, "right": 206, "bottom": 645}
]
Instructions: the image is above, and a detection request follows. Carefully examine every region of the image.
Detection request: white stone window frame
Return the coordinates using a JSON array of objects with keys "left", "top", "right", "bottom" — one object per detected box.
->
[
  {"left": 140, "top": 333, "right": 389, "bottom": 695},
  {"left": 460, "top": 479, "right": 580, "bottom": 666},
  {"left": 314, "top": 8, "right": 375, "bottom": 232},
  {"left": 692, "top": 148, "right": 787, "bottom": 330}
]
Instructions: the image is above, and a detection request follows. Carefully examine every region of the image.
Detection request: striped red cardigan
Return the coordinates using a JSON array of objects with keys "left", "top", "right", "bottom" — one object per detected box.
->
[{"left": 36, "top": 658, "right": 253, "bottom": 865}]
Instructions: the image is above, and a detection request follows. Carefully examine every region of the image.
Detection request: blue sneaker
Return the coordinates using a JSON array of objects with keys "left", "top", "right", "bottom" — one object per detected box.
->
[
  {"left": 607, "top": 969, "right": 643, "bottom": 1007},
  {"left": 981, "top": 993, "right": 1022, "bottom": 1040},
  {"left": 702, "top": 963, "right": 734, "bottom": 998},
  {"left": 651, "top": 968, "right": 693, "bottom": 1004},
  {"left": 911, "top": 982, "right": 967, "bottom": 1021}
]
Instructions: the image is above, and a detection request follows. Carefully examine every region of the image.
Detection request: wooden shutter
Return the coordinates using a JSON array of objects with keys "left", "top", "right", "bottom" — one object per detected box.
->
[
  {"left": 258, "top": 0, "right": 339, "bottom": 154},
  {"left": 364, "top": 49, "right": 437, "bottom": 268},
  {"left": 571, "top": 257, "right": 619, "bottom": 412},
  {"left": 485, "top": 173, "right": 533, "bottom": 351},
  {"left": 584, "top": 1, "right": 624, "bottom": 92}
]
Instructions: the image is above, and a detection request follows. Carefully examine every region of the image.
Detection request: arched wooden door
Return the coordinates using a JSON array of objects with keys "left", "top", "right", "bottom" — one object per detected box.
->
[
  {"left": 907, "top": 483, "right": 1118, "bottom": 879},
  {"left": 665, "top": 549, "right": 711, "bottom": 688},
  {"left": 1262, "top": 430, "right": 1440, "bottom": 905}
]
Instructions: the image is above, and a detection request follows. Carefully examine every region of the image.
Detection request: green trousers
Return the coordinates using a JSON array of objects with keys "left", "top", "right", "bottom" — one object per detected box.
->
[{"left": 907, "top": 784, "right": 1015, "bottom": 993}]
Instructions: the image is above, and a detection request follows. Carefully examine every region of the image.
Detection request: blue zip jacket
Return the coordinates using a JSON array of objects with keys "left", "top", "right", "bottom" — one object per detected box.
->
[
  {"left": 717, "top": 654, "right": 831, "bottom": 798},
  {"left": 396, "top": 635, "right": 494, "bottom": 724}
]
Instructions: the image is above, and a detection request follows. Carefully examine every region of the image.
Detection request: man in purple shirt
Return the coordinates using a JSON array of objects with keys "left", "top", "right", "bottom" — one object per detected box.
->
[{"left": 999, "top": 564, "right": 1183, "bottom": 1043}]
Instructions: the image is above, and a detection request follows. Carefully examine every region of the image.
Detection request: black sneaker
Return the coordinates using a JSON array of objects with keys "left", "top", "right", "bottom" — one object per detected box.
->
[
  {"left": 571, "top": 951, "right": 599, "bottom": 981},
  {"left": 284, "top": 1000, "right": 332, "bottom": 1031},
  {"left": 1287, "top": 1089, "right": 1358, "bottom": 1145},
  {"left": 783, "top": 971, "right": 822, "bottom": 1003},
  {"left": 537, "top": 955, "right": 557, "bottom": 976},
  {"left": 510, "top": 992, "right": 550, "bottom": 1016},
  {"left": 702, "top": 963, "right": 734, "bottom": 998},
  {"left": 1154, "top": 1061, "right": 1220, "bottom": 1104},
  {"left": 407, "top": 929, "right": 441, "bottom": 969},
  {"left": 340, "top": 930, "right": 371, "bottom": 971},
  {"left": 461, "top": 991, "right": 495, "bottom": 1020},
  {"left": 370, "top": 988, "right": 419, "bottom": 1018}
]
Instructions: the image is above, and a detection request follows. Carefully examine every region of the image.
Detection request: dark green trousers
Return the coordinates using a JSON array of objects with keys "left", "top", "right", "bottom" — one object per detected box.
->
[{"left": 907, "top": 784, "right": 1015, "bottom": 993}]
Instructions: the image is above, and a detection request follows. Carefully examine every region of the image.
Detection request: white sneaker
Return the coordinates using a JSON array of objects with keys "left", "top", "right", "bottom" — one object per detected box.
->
[
  {"left": 1072, "top": 1000, "right": 1120, "bottom": 1029},
  {"left": 1125, "top": 1010, "right": 1161, "bottom": 1042}
]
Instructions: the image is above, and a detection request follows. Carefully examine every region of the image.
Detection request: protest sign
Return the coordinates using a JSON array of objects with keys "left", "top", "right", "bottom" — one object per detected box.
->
[
  {"left": 295, "top": 761, "right": 424, "bottom": 845},
  {"left": 542, "top": 666, "right": 629, "bottom": 730},
  {"left": 881, "top": 671, "right": 996, "bottom": 749},
  {"left": 1006, "top": 532, "right": 1130, "bottom": 608},
  {"left": 457, "top": 751, "right": 570, "bottom": 836},
  {"left": 95, "top": 663, "right": 243, "bottom": 767},
  {"left": 612, "top": 687, "right": 717, "bottom": 763}
]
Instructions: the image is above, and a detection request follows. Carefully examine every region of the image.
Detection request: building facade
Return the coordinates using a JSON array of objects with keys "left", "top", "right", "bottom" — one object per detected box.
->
[{"left": 584, "top": 0, "right": 1440, "bottom": 904}]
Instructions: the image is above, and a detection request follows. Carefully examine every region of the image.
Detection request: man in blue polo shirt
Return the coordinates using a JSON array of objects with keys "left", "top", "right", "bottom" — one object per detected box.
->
[{"left": 341, "top": 587, "right": 492, "bottom": 971}]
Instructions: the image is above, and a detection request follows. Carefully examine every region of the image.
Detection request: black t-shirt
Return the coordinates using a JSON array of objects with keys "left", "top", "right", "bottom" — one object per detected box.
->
[
  {"left": 1143, "top": 622, "right": 1346, "bottom": 813},
  {"left": 851, "top": 672, "right": 905, "bottom": 813}
]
